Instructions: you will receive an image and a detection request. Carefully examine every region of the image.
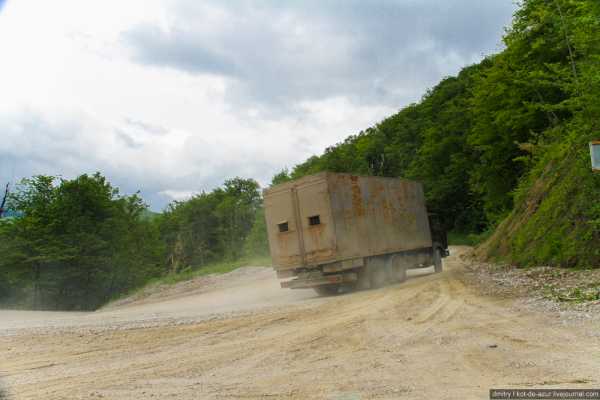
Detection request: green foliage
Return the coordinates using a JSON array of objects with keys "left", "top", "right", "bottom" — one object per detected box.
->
[
  {"left": 0, "top": 174, "right": 271, "bottom": 310},
  {"left": 140, "top": 254, "right": 272, "bottom": 289},
  {"left": 243, "top": 206, "right": 270, "bottom": 257},
  {"left": 479, "top": 0, "right": 600, "bottom": 268},
  {"left": 447, "top": 230, "right": 494, "bottom": 247},
  {"left": 0, "top": 174, "right": 165, "bottom": 310},
  {"left": 157, "top": 177, "right": 263, "bottom": 273},
  {"left": 285, "top": 0, "right": 600, "bottom": 268},
  {"left": 271, "top": 168, "right": 292, "bottom": 185},
  {"left": 3, "top": 0, "right": 599, "bottom": 312},
  {"left": 288, "top": 64, "right": 491, "bottom": 232}
]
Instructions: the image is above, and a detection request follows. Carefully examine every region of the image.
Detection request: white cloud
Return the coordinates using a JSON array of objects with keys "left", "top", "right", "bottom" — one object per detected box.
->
[
  {"left": 0, "top": 0, "right": 516, "bottom": 210},
  {"left": 159, "top": 189, "right": 197, "bottom": 202}
]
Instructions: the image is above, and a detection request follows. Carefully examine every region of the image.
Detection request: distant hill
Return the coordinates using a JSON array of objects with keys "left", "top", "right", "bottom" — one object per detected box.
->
[
  {"left": 140, "top": 209, "right": 160, "bottom": 221},
  {"left": 284, "top": 0, "right": 600, "bottom": 268}
]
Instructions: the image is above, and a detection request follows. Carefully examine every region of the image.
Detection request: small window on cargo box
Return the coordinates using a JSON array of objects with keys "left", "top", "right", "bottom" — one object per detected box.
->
[
  {"left": 278, "top": 222, "right": 289, "bottom": 232},
  {"left": 308, "top": 215, "right": 321, "bottom": 226}
]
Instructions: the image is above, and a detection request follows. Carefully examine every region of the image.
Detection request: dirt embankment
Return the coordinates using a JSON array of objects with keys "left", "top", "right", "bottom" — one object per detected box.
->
[{"left": 1, "top": 247, "right": 599, "bottom": 400}]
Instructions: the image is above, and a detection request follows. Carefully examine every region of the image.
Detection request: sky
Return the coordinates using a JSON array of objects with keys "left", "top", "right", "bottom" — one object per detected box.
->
[{"left": 0, "top": 0, "right": 517, "bottom": 210}]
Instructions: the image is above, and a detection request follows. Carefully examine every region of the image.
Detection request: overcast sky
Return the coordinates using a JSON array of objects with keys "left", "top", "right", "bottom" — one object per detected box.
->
[{"left": 0, "top": 0, "right": 516, "bottom": 210}]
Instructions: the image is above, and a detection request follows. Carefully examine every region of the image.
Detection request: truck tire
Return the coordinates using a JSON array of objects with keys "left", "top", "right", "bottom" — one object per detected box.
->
[
  {"left": 354, "top": 266, "right": 371, "bottom": 290},
  {"left": 370, "top": 268, "right": 386, "bottom": 288},
  {"left": 367, "top": 255, "right": 393, "bottom": 289},
  {"left": 313, "top": 285, "right": 340, "bottom": 296},
  {"left": 369, "top": 263, "right": 387, "bottom": 289},
  {"left": 434, "top": 247, "right": 443, "bottom": 273},
  {"left": 391, "top": 255, "right": 408, "bottom": 283},
  {"left": 394, "top": 264, "right": 407, "bottom": 282}
]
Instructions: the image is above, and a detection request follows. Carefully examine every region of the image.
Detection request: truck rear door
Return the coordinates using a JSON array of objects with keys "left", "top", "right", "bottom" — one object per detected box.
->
[
  {"left": 264, "top": 188, "right": 303, "bottom": 269},
  {"left": 296, "top": 179, "right": 337, "bottom": 265}
]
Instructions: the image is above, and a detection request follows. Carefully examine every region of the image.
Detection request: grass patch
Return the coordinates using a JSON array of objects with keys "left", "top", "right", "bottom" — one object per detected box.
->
[
  {"left": 108, "top": 254, "right": 272, "bottom": 305},
  {"left": 481, "top": 137, "right": 600, "bottom": 268},
  {"left": 157, "top": 255, "right": 272, "bottom": 286},
  {"left": 447, "top": 231, "right": 476, "bottom": 246},
  {"left": 542, "top": 284, "right": 600, "bottom": 303},
  {"left": 448, "top": 230, "right": 494, "bottom": 246},
  {"left": 511, "top": 266, "right": 600, "bottom": 304}
]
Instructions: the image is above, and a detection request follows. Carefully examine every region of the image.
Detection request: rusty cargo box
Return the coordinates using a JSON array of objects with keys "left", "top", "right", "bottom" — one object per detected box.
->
[{"left": 263, "top": 172, "right": 433, "bottom": 272}]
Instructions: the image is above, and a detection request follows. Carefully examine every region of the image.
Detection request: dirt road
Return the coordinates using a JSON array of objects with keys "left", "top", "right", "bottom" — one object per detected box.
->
[{"left": 1, "top": 247, "right": 599, "bottom": 399}]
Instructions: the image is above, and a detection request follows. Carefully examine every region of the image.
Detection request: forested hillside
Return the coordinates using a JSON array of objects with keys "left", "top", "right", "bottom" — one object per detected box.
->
[
  {"left": 0, "top": 175, "right": 268, "bottom": 310},
  {"left": 1, "top": 0, "right": 598, "bottom": 311},
  {"left": 0, "top": 174, "right": 164, "bottom": 309},
  {"left": 277, "top": 0, "right": 600, "bottom": 267}
]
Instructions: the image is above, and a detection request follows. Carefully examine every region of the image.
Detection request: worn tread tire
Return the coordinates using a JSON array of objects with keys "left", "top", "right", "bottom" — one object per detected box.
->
[
  {"left": 394, "top": 265, "right": 408, "bottom": 282},
  {"left": 433, "top": 247, "right": 443, "bottom": 273},
  {"left": 391, "top": 255, "right": 408, "bottom": 283},
  {"left": 370, "top": 264, "right": 387, "bottom": 289},
  {"left": 354, "top": 267, "right": 371, "bottom": 290}
]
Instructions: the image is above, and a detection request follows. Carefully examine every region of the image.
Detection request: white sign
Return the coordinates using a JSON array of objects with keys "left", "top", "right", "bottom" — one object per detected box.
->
[{"left": 591, "top": 141, "right": 600, "bottom": 171}]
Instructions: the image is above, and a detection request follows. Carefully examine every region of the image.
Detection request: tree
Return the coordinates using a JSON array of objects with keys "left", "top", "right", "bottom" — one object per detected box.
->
[
  {"left": 158, "top": 177, "right": 262, "bottom": 271},
  {"left": 0, "top": 174, "right": 165, "bottom": 310},
  {"left": 271, "top": 169, "right": 292, "bottom": 186}
]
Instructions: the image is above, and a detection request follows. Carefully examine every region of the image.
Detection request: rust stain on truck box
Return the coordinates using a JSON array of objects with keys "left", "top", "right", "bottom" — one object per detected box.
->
[
  {"left": 349, "top": 175, "right": 365, "bottom": 217},
  {"left": 263, "top": 172, "right": 432, "bottom": 271}
]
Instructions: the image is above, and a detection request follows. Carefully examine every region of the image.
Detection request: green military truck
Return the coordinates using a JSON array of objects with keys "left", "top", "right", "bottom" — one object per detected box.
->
[{"left": 263, "top": 172, "right": 448, "bottom": 295}]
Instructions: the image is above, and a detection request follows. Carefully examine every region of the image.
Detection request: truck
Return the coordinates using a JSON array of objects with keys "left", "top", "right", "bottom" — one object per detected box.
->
[{"left": 263, "top": 172, "right": 448, "bottom": 295}]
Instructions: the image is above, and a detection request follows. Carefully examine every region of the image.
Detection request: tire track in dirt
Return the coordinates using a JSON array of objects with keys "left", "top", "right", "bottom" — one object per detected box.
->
[{"left": 1, "top": 247, "right": 599, "bottom": 399}]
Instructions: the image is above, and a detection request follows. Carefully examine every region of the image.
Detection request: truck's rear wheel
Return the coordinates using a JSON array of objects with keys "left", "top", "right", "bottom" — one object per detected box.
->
[
  {"left": 369, "top": 262, "right": 388, "bottom": 289},
  {"left": 368, "top": 256, "right": 392, "bottom": 289},
  {"left": 354, "top": 266, "right": 371, "bottom": 290},
  {"left": 391, "top": 255, "right": 408, "bottom": 283},
  {"left": 434, "top": 247, "right": 443, "bottom": 273},
  {"left": 370, "top": 268, "right": 386, "bottom": 288},
  {"left": 313, "top": 285, "right": 340, "bottom": 296},
  {"left": 394, "top": 265, "right": 407, "bottom": 282}
]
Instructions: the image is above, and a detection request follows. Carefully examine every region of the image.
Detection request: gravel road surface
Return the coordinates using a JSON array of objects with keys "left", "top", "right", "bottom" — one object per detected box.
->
[{"left": 1, "top": 247, "right": 598, "bottom": 399}]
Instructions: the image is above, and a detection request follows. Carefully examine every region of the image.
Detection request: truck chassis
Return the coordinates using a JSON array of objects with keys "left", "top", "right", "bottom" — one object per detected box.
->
[{"left": 279, "top": 245, "right": 447, "bottom": 294}]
